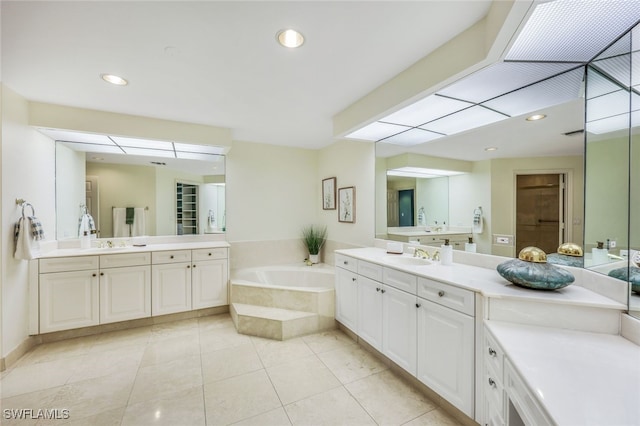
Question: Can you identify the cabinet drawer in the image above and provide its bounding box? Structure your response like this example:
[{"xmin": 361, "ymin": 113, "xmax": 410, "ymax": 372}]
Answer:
[
  {"xmin": 417, "ymin": 278, "xmax": 474, "ymax": 316},
  {"xmin": 152, "ymin": 250, "xmax": 191, "ymax": 264},
  {"xmin": 192, "ymin": 248, "xmax": 227, "ymax": 261},
  {"xmin": 383, "ymin": 267, "xmax": 417, "ymax": 294},
  {"xmin": 40, "ymin": 256, "xmax": 99, "ymax": 273},
  {"xmin": 100, "ymin": 252, "xmax": 151, "ymax": 268},
  {"xmin": 484, "ymin": 367, "xmax": 505, "ymax": 418},
  {"xmin": 335, "ymin": 254, "xmax": 357, "ymax": 272},
  {"xmin": 358, "ymin": 260, "xmax": 383, "ymax": 282},
  {"xmin": 484, "ymin": 330, "xmax": 504, "ymax": 380}
]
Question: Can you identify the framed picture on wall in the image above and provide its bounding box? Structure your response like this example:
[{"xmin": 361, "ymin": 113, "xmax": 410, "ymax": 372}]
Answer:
[
  {"xmin": 322, "ymin": 177, "xmax": 336, "ymax": 210},
  {"xmin": 338, "ymin": 186, "xmax": 356, "ymax": 223}
]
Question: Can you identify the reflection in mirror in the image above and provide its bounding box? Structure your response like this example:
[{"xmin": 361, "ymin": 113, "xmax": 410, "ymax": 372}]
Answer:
[
  {"xmin": 584, "ymin": 22, "xmax": 639, "ymax": 318},
  {"xmin": 54, "ymin": 138, "xmax": 225, "ymax": 240}
]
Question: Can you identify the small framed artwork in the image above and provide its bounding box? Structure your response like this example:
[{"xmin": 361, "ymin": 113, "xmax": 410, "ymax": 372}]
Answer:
[
  {"xmin": 338, "ymin": 186, "xmax": 356, "ymax": 223},
  {"xmin": 322, "ymin": 177, "xmax": 336, "ymax": 210}
]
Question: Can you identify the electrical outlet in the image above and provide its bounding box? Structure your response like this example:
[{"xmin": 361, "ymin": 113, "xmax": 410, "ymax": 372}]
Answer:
[
  {"xmin": 610, "ymin": 240, "xmax": 617, "ymax": 248},
  {"xmin": 494, "ymin": 234, "xmax": 513, "ymax": 245}
]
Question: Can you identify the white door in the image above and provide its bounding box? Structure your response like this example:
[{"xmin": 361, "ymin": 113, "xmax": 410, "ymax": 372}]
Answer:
[
  {"xmin": 357, "ymin": 276, "xmax": 383, "ymax": 350},
  {"xmin": 40, "ymin": 270, "xmax": 99, "ymax": 333},
  {"xmin": 382, "ymin": 285, "xmax": 417, "ymax": 375},
  {"xmin": 417, "ymin": 299, "xmax": 474, "ymax": 417},
  {"xmin": 335, "ymin": 267, "xmax": 358, "ymax": 332},
  {"xmin": 100, "ymin": 265, "xmax": 151, "ymax": 324},
  {"xmin": 192, "ymin": 259, "xmax": 228, "ymax": 309},
  {"xmin": 152, "ymin": 262, "xmax": 192, "ymax": 315}
]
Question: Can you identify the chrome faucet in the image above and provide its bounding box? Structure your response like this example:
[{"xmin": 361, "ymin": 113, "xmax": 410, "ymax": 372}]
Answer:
[
  {"xmin": 106, "ymin": 240, "xmax": 113, "ymax": 248},
  {"xmin": 414, "ymin": 248, "xmax": 431, "ymax": 259},
  {"xmin": 432, "ymin": 250, "xmax": 441, "ymax": 261}
]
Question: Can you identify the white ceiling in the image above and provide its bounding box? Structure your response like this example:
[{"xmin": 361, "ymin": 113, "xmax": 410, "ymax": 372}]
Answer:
[{"xmin": 1, "ymin": 0, "xmax": 494, "ymax": 150}]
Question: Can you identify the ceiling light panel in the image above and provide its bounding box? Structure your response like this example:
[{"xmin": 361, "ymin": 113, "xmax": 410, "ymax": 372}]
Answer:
[
  {"xmin": 39, "ymin": 129, "xmax": 115, "ymax": 145},
  {"xmin": 121, "ymin": 147, "xmax": 176, "ymax": 158},
  {"xmin": 345, "ymin": 121, "xmax": 412, "ymax": 141},
  {"xmin": 594, "ymin": 30, "xmax": 631, "ymax": 61},
  {"xmin": 59, "ymin": 142, "xmax": 124, "ymax": 154},
  {"xmin": 176, "ymin": 152, "xmax": 224, "ymax": 161},
  {"xmin": 591, "ymin": 55, "xmax": 633, "ymax": 89},
  {"xmin": 586, "ymin": 68, "xmax": 628, "ymax": 99},
  {"xmin": 173, "ymin": 143, "xmax": 225, "ymax": 155},
  {"xmin": 438, "ymin": 62, "xmax": 580, "ymax": 104},
  {"xmin": 379, "ymin": 128, "xmax": 443, "ymax": 146},
  {"xmin": 586, "ymin": 89, "xmax": 632, "ymax": 122},
  {"xmin": 420, "ymin": 105, "xmax": 507, "ymax": 135},
  {"xmin": 506, "ymin": 0, "xmax": 640, "ymax": 62},
  {"xmin": 110, "ymin": 136, "xmax": 174, "ymax": 150},
  {"xmin": 482, "ymin": 68, "xmax": 584, "ymax": 117},
  {"xmin": 381, "ymin": 95, "xmax": 472, "ymax": 127}
]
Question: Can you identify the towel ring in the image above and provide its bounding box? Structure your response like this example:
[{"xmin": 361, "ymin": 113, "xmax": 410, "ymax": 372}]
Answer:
[{"xmin": 22, "ymin": 203, "xmax": 35, "ymax": 218}]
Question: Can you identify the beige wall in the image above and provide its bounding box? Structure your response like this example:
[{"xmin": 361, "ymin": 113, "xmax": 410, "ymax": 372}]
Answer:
[
  {"xmin": 2, "ymin": 86, "xmax": 56, "ymax": 359},
  {"xmin": 86, "ymin": 162, "xmax": 157, "ymax": 238}
]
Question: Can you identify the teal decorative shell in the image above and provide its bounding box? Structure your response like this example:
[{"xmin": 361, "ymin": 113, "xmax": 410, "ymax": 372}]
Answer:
[
  {"xmin": 608, "ymin": 266, "xmax": 640, "ymax": 294},
  {"xmin": 547, "ymin": 253, "xmax": 584, "ymax": 268},
  {"xmin": 497, "ymin": 258, "xmax": 575, "ymax": 290}
]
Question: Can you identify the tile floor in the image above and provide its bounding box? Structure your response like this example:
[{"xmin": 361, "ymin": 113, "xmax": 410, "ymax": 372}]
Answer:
[{"xmin": 0, "ymin": 314, "xmax": 462, "ymax": 426}]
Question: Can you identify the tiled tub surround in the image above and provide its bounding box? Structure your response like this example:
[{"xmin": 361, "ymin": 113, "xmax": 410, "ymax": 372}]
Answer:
[
  {"xmin": 230, "ymin": 264, "xmax": 336, "ymax": 340},
  {"xmin": 334, "ymin": 245, "xmax": 638, "ymax": 426}
]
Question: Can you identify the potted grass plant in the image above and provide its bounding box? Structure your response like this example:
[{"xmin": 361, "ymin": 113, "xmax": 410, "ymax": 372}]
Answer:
[{"xmin": 302, "ymin": 225, "xmax": 327, "ymax": 264}]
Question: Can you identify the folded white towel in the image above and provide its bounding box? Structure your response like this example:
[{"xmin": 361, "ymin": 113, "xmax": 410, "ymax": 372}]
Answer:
[
  {"xmin": 132, "ymin": 208, "xmax": 146, "ymax": 237},
  {"xmin": 113, "ymin": 208, "xmax": 128, "ymax": 237},
  {"xmin": 14, "ymin": 217, "xmax": 41, "ymax": 260}
]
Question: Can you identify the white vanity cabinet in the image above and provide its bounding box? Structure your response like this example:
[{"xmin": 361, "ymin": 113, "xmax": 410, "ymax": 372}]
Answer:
[
  {"xmin": 382, "ymin": 283, "xmax": 417, "ymax": 375},
  {"xmin": 152, "ymin": 250, "xmax": 193, "ymax": 315},
  {"xmin": 39, "ymin": 256, "xmax": 100, "ymax": 333},
  {"xmin": 357, "ymin": 275, "xmax": 383, "ymax": 349},
  {"xmin": 416, "ymin": 277, "xmax": 475, "ymax": 417},
  {"xmin": 191, "ymin": 248, "xmax": 228, "ymax": 309},
  {"xmin": 99, "ymin": 252, "xmax": 151, "ymax": 324},
  {"xmin": 335, "ymin": 254, "xmax": 359, "ymax": 331}
]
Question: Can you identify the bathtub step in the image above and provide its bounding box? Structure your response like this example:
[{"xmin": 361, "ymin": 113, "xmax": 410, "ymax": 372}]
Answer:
[{"xmin": 230, "ymin": 303, "xmax": 319, "ymax": 341}]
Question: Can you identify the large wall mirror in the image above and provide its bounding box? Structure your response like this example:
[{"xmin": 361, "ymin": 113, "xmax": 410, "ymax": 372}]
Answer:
[
  {"xmin": 584, "ymin": 21, "xmax": 639, "ymax": 319},
  {"xmin": 50, "ymin": 129, "xmax": 226, "ymax": 240}
]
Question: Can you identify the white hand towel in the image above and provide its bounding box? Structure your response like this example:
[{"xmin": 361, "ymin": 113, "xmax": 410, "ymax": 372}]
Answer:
[
  {"xmin": 113, "ymin": 208, "xmax": 128, "ymax": 237},
  {"xmin": 14, "ymin": 218, "xmax": 40, "ymax": 260},
  {"xmin": 132, "ymin": 208, "xmax": 146, "ymax": 236}
]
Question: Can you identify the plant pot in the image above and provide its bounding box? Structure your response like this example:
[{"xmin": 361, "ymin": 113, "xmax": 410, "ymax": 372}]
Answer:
[{"xmin": 309, "ymin": 254, "xmax": 320, "ymax": 264}]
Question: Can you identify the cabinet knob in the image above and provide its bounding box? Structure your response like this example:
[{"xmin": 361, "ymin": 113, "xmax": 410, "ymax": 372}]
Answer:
[
  {"xmin": 488, "ymin": 378, "xmax": 496, "ymax": 388},
  {"xmin": 187, "ymin": 265, "xmax": 191, "ymax": 269},
  {"xmin": 92, "ymin": 273, "xmax": 97, "ymax": 277},
  {"xmin": 415, "ymin": 303, "xmax": 421, "ymax": 308},
  {"xmin": 352, "ymin": 277, "xmax": 356, "ymax": 282},
  {"xmin": 488, "ymin": 347, "xmax": 497, "ymax": 357},
  {"xmin": 438, "ymin": 290, "xmax": 445, "ymax": 297},
  {"xmin": 208, "ymin": 252, "xmax": 212, "ymax": 256},
  {"xmin": 376, "ymin": 287, "xmax": 380, "ymax": 292},
  {"xmin": 170, "ymin": 255, "xmax": 174, "ymax": 259},
  {"xmin": 380, "ymin": 289, "xmax": 386, "ymax": 294},
  {"xmin": 100, "ymin": 272, "xmax": 104, "ymax": 276},
  {"xmin": 343, "ymin": 261, "xmax": 348, "ymax": 265},
  {"xmin": 192, "ymin": 264, "xmax": 196, "ymax": 268}
]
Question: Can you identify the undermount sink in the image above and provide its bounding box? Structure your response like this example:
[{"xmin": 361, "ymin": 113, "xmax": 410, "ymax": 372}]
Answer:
[{"xmin": 383, "ymin": 256, "xmax": 432, "ymax": 266}]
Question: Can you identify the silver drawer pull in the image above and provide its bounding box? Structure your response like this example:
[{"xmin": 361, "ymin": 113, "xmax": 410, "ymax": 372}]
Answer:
[
  {"xmin": 438, "ymin": 290, "xmax": 445, "ymax": 297},
  {"xmin": 415, "ymin": 303, "xmax": 421, "ymax": 308},
  {"xmin": 488, "ymin": 378, "xmax": 496, "ymax": 388},
  {"xmin": 380, "ymin": 289, "xmax": 386, "ymax": 294},
  {"xmin": 376, "ymin": 287, "xmax": 380, "ymax": 292},
  {"xmin": 488, "ymin": 347, "xmax": 497, "ymax": 357},
  {"xmin": 352, "ymin": 277, "xmax": 356, "ymax": 282}
]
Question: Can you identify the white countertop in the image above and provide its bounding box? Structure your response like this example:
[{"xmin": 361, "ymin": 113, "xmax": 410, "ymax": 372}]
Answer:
[
  {"xmin": 36, "ymin": 240, "xmax": 230, "ymax": 259},
  {"xmin": 335, "ymin": 247, "xmax": 626, "ymax": 310},
  {"xmin": 486, "ymin": 320, "xmax": 640, "ymax": 426}
]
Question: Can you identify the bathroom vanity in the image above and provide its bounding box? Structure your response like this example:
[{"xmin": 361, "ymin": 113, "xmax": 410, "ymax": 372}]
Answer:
[
  {"xmin": 334, "ymin": 245, "xmax": 639, "ymax": 426},
  {"xmin": 29, "ymin": 240, "xmax": 229, "ymax": 334}
]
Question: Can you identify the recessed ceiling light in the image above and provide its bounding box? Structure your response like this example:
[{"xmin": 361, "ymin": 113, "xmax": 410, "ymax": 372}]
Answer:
[
  {"xmin": 484, "ymin": 147, "xmax": 498, "ymax": 152},
  {"xmin": 91, "ymin": 156, "xmax": 104, "ymax": 161},
  {"xmin": 526, "ymin": 114, "xmax": 547, "ymax": 121},
  {"xmin": 276, "ymin": 29, "xmax": 304, "ymax": 48},
  {"xmin": 100, "ymin": 74, "xmax": 128, "ymax": 86}
]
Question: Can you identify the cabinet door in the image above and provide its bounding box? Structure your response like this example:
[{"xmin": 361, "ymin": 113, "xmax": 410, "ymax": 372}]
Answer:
[
  {"xmin": 335, "ymin": 267, "xmax": 358, "ymax": 332},
  {"xmin": 40, "ymin": 270, "xmax": 99, "ymax": 333},
  {"xmin": 100, "ymin": 265, "xmax": 151, "ymax": 324},
  {"xmin": 192, "ymin": 259, "xmax": 228, "ymax": 309},
  {"xmin": 382, "ymin": 285, "xmax": 417, "ymax": 375},
  {"xmin": 417, "ymin": 299, "xmax": 474, "ymax": 417},
  {"xmin": 357, "ymin": 276, "xmax": 383, "ymax": 350},
  {"xmin": 152, "ymin": 262, "xmax": 192, "ymax": 315}
]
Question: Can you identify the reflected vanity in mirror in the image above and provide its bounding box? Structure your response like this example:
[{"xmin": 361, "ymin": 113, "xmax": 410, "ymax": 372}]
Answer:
[{"xmin": 50, "ymin": 130, "xmax": 226, "ymax": 240}]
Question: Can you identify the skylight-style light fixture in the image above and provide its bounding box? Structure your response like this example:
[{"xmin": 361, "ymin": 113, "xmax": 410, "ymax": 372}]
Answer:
[
  {"xmin": 387, "ymin": 167, "xmax": 465, "ymax": 179},
  {"xmin": 526, "ymin": 114, "xmax": 547, "ymax": 121},
  {"xmin": 100, "ymin": 74, "xmax": 128, "ymax": 86},
  {"xmin": 276, "ymin": 29, "xmax": 304, "ymax": 48}
]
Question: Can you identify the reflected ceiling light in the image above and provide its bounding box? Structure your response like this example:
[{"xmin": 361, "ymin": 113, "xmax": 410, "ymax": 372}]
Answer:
[
  {"xmin": 526, "ymin": 114, "xmax": 547, "ymax": 121},
  {"xmin": 276, "ymin": 29, "xmax": 304, "ymax": 48},
  {"xmin": 484, "ymin": 147, "xmax": 498, "ymax": 152},
  {"xmin": 387, "ymin": 167, "xmax": 465, "ymax": 179},
  {"xmin": 100, "ymin": 74, "xmax": 128, "ymax": 86}
]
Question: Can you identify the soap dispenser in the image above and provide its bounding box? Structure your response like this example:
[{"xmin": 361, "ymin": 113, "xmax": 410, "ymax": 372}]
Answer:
[
  {"xmin": 441, "ymin": 239, "xmax": 453, "ymax": 265},
  {"xmin": 592, "ymin": 241, "xmax": 609, "ymax": 265},
  {"xmin": 465, "ymin": 237, "xmax": 476, "ymax": 253}
]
